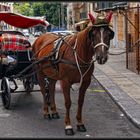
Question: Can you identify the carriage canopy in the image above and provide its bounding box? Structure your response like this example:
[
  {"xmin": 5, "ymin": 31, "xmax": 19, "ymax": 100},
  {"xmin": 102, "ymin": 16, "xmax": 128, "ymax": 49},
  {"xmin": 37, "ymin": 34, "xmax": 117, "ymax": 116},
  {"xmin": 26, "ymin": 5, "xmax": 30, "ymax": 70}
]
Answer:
[{"xmin": 0, "ymin": 12, "xmax": 48, "ymax": 28}]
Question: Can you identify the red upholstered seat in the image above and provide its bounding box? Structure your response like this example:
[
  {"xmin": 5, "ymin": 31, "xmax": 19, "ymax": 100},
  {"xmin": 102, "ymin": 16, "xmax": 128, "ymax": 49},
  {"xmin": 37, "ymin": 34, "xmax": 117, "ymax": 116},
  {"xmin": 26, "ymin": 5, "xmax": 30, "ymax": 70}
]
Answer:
[{"xmin": 0, "ymin": 33, "xmax": 30, "ymax": 51}]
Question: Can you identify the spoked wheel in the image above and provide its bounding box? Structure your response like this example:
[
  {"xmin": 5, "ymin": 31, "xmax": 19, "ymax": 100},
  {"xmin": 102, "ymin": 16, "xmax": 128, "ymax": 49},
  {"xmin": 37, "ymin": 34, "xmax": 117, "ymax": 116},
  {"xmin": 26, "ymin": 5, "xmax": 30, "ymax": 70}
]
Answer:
[
  {"xmin": 1, "ymin": 77, "xmax": 11, "ymax": 109},
  {"xmin": 23, "ymin": 77, "xmax": 34, "ymax": 93}
]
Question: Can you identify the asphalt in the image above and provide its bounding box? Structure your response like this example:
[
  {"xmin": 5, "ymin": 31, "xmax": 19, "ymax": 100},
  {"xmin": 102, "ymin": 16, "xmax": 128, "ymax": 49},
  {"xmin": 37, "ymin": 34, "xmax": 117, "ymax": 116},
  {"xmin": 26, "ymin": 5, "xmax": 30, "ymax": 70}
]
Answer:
[{"xmin": 94, "ymin": 46, "xmax": 140, "ymax": 129}]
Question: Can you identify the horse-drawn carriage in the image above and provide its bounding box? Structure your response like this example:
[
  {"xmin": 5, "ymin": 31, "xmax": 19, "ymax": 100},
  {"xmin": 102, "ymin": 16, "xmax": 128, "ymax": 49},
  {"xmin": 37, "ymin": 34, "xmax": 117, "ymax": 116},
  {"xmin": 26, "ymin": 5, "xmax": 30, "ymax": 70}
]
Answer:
[
  {"xmin": 0, "ymin": 12, "xmax": 48, "ymax": 109},
  {"xmin": 0, "ymin": 11, "xmax": 115, "ymax": 135}
]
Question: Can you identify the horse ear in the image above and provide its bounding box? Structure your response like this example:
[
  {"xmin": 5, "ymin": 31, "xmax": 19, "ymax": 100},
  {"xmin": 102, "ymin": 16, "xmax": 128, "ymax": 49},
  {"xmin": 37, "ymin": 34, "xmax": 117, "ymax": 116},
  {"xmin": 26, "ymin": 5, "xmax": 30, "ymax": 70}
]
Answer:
[
  {"xmin": 105, "ymin": 11, "xmax": 113, "ymax": 23},
  {"xmin": 88, "ymin": 13, "xmax": 96, "ymax": 24}
]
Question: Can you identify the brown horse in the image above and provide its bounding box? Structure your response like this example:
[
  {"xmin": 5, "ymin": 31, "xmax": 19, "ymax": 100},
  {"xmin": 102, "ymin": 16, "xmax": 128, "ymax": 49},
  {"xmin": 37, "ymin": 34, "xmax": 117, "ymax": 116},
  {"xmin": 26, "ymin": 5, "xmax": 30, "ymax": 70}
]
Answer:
[{"xmin": 32, "ymin": 11, "xmax": 114, "ymax": 135}]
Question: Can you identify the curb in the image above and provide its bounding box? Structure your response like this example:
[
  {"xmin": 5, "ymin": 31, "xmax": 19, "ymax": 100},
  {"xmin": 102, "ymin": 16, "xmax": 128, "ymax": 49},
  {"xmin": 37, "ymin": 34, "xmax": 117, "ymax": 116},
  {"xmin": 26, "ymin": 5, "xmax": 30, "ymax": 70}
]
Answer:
[{"xmin": 94, "ymin": 67, "xmax": 140, "ymax": 129}]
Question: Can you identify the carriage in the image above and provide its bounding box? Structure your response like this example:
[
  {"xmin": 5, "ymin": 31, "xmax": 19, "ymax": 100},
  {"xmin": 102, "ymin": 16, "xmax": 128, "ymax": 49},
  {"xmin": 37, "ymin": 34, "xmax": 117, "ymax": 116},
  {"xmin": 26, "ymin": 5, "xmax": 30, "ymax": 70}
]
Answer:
[{"xmin": 0, "ymin": 12, "xmax": 48, "ymax": 109}]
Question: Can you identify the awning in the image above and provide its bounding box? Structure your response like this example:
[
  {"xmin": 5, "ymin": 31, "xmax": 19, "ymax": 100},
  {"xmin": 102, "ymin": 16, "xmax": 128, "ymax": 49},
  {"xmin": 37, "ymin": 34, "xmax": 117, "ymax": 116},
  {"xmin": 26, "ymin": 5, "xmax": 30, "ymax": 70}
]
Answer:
[{"xmin": 0, "ymin": 12, "xmax": 49, "ymax": 29}]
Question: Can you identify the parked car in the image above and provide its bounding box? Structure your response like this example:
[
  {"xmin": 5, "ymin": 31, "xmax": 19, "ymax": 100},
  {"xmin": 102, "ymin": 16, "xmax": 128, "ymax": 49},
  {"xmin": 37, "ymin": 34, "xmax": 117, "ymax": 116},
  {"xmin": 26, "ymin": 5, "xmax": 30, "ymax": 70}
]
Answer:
[
  {"xmin": 22, "ymin": 29, "xmax": 29, "ymax": 38},
  {"xmin": 34, "ymin": 31, "xmax": 42, "ymax": 37},
  {"xmin": 52, "ymin": 30, "xmax": 77, "ymax": 36}
]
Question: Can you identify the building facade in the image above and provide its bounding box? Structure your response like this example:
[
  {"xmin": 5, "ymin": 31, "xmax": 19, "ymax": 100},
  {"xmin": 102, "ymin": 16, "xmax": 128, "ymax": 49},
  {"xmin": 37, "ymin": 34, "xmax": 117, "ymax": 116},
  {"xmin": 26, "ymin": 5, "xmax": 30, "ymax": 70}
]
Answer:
[
  {"xmin": 0, "ymin": 2, "xmax": 14, "ymax": 30},
  {"xmin": 67, "ymin": 2, "xmax": 95, "ymax": 31},
  {"xmin": 66, "ymin": 2, "xmax": 139, "ymax": 49}
]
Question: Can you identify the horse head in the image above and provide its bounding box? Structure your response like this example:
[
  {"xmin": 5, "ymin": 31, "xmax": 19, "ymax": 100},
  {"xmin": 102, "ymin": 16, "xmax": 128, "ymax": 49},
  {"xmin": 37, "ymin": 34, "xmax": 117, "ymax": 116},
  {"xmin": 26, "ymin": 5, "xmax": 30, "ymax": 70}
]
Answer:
[{"xmin": 88, "ymin": 11, "xmax": 114, "ymax": 64}]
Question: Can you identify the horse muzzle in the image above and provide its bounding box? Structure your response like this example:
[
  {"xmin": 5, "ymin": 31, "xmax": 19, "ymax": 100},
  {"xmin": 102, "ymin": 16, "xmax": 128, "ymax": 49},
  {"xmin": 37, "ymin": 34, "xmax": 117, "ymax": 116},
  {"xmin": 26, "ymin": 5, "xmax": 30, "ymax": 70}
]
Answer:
[{"xmin": 96, "ymin": 55, "xmax": 108, "ymax": 65}]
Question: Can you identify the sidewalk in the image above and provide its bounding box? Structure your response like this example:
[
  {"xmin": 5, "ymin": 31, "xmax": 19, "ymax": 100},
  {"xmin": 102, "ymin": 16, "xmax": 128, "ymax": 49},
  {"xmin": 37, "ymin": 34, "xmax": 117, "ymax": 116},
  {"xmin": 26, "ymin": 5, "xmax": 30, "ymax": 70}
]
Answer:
[{"xmin": 94, "ymin": 47, "xmax": 140, "ymax": 129}]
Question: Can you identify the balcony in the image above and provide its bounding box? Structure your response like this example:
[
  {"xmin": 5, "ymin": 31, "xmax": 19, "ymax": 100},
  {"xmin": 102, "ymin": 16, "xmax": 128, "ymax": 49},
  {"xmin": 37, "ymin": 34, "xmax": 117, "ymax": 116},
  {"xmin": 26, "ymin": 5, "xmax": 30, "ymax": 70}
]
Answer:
[
  {"xmin": 94, "ymin": 2, "xmax": 114, "ymax": 12},
  {"xmin": 94, "ymin": 2, "xmax": 128, "ymax": 12}
]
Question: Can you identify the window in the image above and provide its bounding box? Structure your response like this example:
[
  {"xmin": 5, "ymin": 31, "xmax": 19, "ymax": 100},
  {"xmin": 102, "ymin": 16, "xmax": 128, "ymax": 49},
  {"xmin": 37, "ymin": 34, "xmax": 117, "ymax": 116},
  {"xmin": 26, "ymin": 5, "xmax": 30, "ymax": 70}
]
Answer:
[{"xmin": 96, "ymin": 2, "xmax": 113, "ymax": 10}]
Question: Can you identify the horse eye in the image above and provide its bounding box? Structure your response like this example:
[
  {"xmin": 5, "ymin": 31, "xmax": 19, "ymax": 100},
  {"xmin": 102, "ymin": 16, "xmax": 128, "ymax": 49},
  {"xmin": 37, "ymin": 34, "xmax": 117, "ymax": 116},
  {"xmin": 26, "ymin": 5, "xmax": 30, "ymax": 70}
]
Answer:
[{"xmin": 93, "ymin": 29, "xmax": 98, "ymax": 35}]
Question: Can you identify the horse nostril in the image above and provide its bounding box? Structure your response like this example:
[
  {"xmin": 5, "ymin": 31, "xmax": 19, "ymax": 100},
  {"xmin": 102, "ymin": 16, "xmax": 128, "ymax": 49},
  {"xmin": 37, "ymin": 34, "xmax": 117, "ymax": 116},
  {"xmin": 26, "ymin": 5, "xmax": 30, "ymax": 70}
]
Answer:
[
  {"xmin": 103, "ymin": 57, "xmax": 108, "ymax": 63},
  {"xmin": 96, "ymin": 56, "xmax": 108, "ymax": 64},
  {"xmin": 96, "ymin": 56, "xmax": 100, "ymax": 60}
]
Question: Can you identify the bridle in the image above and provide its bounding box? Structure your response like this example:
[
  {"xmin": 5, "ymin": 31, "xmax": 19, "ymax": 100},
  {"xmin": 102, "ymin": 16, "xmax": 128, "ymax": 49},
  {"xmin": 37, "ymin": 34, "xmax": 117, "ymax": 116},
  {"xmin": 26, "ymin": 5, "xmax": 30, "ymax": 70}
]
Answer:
[
  {"xmin": 92, "ymin": 27, "xmax": 109, "ymax": 51},
  {"xmin": 94, "ymin": 42, "xmax": 109, "ymax": 50}
]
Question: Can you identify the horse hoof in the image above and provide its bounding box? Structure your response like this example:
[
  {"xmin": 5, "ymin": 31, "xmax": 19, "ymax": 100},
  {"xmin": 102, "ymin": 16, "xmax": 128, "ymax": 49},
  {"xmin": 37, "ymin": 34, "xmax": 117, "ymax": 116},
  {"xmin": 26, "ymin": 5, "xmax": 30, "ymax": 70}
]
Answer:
[
  {"xmin": 44, "ymin": 114, "xmax": 52, "ymax": 120},
  {"xmin": 77, "ymin": 124, "xmax": 87, "ymax": 132},
  {"xmin": 52, "ymin": 112, "xmax": 60, "ymax": 119},
  {"xmin": 65, "ymin": 128, "xmax": 74, "ymax": 135}
]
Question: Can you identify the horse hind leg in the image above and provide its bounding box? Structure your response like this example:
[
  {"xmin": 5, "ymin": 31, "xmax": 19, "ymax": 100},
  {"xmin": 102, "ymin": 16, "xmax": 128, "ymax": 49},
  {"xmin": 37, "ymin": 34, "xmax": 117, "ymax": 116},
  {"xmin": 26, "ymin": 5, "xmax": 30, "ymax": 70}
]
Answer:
[
  {"xmin": 60, "ymin": 81, "xmax": 74, "ymax": 135},
  {"xmin": 37, "ymin": 73, "xmax": 51, "ymax": 119},
  {"xmin": 76, "ymin": 79, "xmax": 91, "ymax": 132},
  {"xmin": 48, "ymin": 79, "xmax": 60, "ymax": 119}
]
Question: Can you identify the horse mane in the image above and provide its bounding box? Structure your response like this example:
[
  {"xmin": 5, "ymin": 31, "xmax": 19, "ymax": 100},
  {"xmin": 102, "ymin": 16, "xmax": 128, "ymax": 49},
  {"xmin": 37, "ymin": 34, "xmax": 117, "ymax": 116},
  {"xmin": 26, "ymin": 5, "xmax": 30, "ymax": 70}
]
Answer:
[
  {"xmin": 75, "ymin": 26, "xmax": 93, "ymax": 62},
  {"xmin": 77, "ymin": 26, "xmax": 92, "ymax": 44}
]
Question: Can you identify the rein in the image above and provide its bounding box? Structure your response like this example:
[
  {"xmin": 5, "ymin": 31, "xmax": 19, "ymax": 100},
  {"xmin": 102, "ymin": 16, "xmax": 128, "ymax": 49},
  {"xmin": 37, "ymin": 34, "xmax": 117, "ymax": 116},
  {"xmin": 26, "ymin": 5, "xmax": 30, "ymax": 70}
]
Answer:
[
  {"xmin": 11, "ymin": 49, "xmax": 58, "ymax": 79},
  {"xmin": 13, "ymin": 26, "xmax": 110, "ymax": 83},
  {"xmin": 52, "ymin": 32, "xmax": 97, "ymax": 91},
  {"xmin": 109, "ymin": 51, "xmax": 126, "ymax": 55},
  {"xmin": 53, "ymin": 27, "xmax": 110, "ymax": 90},
  {"xmin": 11, "ymin": 34, "xmax": 92, "ymax": 80},
  {"xmin": 73, "ymin": 38, "xmax": 95, "ymax": 90},
  {"xmin": 108, "ymin": 39, "xmax": 140, "ymax": 55}
]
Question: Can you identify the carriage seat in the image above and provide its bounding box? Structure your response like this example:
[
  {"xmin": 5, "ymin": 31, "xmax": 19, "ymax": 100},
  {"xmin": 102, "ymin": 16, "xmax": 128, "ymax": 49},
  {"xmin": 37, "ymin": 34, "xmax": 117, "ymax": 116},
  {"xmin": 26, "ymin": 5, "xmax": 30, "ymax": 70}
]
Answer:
[
  {"xmin": 0, "ymin": 33, "xmax": 31, "ymax": 51},
  {"xmin": 0, "ymin": 33, "xmax": 32, "ymax": 65},
  {"xmin": 0, "ymin": 32, "xmax": 32, "ymax": 77}
]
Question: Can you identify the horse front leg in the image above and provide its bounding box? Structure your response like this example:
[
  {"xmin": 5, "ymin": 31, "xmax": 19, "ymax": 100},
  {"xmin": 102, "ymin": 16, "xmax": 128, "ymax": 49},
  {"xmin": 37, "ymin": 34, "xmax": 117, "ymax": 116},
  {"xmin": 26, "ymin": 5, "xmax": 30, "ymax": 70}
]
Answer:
[
  {"xmin": 60, "ymin": 80, "xmax": 74, "ymax": 135},
  {"xmin": 37, "ymin": 73, "xmax": 50, "ymax": 119},
  {"xmin": 76, "ymin": 79, "xmax": 91, "ymax": 132}
]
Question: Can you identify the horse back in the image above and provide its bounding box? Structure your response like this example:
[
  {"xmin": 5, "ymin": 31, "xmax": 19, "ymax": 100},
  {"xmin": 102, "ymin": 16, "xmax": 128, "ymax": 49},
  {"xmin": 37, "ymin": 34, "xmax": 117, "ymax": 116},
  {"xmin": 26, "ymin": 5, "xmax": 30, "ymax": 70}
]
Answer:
[{"xmin": 32, "ymin": 33, "xmax": 60, "ymax": 58}]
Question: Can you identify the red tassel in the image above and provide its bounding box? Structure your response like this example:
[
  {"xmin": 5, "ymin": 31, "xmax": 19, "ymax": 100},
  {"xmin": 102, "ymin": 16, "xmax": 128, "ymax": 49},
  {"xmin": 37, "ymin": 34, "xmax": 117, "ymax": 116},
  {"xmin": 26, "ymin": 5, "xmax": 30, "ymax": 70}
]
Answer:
[
  {"xmin": 88, "ymin": 13, "xmax": 96, "ymax": 24},
  {"xmin": 106, "ymin": 11, "xmax": 113, "ymax": 23}
]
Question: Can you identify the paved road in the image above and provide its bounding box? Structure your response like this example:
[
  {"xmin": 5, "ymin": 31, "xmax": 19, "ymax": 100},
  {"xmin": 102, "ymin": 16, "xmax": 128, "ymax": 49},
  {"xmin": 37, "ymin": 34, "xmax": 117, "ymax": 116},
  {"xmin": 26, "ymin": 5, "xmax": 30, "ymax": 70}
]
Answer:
[{"xmin": 0, "ymin": 77, "xmax": 140, "ymax": 138}]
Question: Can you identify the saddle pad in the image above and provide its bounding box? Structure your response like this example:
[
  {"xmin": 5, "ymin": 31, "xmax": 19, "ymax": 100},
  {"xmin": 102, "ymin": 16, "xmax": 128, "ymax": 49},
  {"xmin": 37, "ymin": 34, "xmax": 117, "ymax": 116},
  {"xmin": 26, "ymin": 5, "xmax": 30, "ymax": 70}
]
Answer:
[{"xmin": 53, "ymin": 36, "xmax": 68, "ymax": 60}]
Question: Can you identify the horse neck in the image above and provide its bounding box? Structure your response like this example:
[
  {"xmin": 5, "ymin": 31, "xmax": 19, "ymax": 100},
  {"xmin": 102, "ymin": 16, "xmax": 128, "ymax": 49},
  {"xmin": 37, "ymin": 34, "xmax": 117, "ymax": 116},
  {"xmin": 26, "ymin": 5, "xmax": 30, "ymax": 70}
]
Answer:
[{"xmin": 76, "ymin": 27, "xmax": 94, "ymax": 63}]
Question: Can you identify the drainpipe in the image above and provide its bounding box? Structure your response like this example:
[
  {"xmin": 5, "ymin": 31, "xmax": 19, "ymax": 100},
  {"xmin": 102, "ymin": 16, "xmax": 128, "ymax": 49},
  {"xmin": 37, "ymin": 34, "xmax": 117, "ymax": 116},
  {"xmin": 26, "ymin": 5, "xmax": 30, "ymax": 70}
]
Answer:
[
  {"xmin": 137, "ymin": 4, "xmax": 139, "ymax": 74},
  {"xmin": 113, "ymin": 14, "xmax": 118, "ymax": 48},
  {"xmin": 125, "ymin": 8, "xmax": 128, "ymax": 69}
]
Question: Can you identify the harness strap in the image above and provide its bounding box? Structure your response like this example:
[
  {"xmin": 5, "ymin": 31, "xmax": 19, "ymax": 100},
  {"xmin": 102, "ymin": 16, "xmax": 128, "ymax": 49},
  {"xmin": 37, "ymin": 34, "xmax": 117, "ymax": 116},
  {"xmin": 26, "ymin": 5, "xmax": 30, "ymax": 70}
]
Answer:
[
  {"xmin": 53, "ymin": 36, "xmax": 68, "ymax": 60},
  {"xmin": 73, "ymin": 39, "xmax": 95, "ymax": 90},
  {"xmin": 32, "ymin": 36, "xmax": 61, "ymax": 59}
]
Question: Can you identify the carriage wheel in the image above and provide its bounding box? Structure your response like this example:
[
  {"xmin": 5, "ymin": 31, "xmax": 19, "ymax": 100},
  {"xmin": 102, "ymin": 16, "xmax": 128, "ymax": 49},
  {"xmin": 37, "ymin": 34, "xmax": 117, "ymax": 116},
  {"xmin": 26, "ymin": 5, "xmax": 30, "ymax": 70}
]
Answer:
[
  {"xmin": 23, "ymin": 77, "xmax": 34, "ymax": 93},
  {"xmin": 1, "ymin": 77, "xmax": 11, "ymax": 109}
]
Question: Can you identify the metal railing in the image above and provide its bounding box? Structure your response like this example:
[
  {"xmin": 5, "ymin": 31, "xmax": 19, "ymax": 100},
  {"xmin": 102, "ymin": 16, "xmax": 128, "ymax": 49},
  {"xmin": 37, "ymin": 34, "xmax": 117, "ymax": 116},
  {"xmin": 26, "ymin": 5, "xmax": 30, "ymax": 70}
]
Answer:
[{"xmin": 125, "ymin": 5, "xmax": 140, "ymax": 74}]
